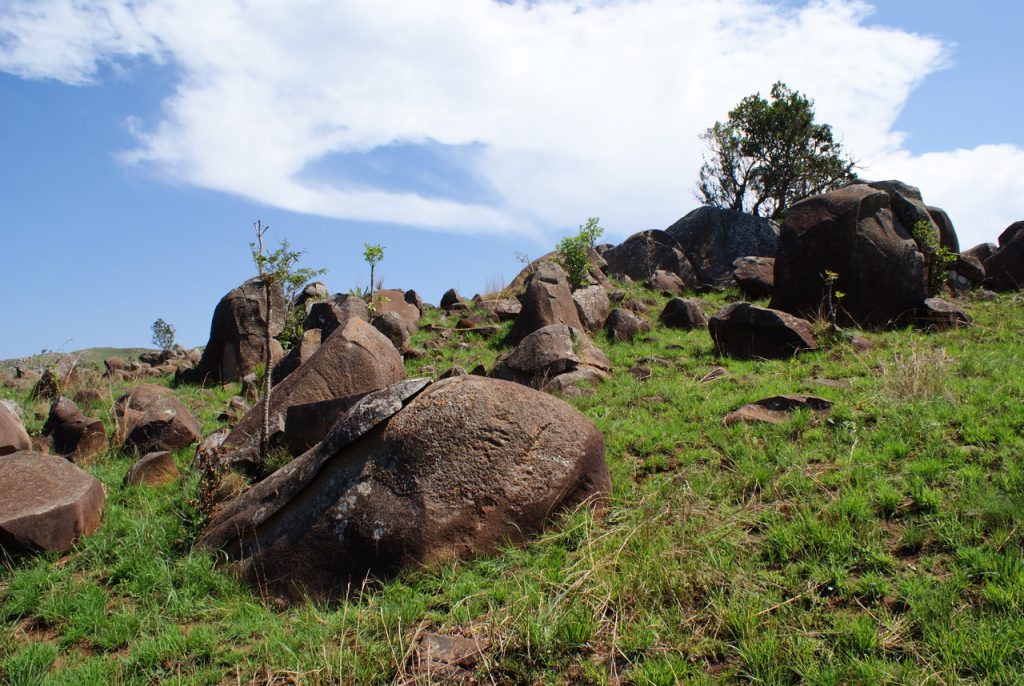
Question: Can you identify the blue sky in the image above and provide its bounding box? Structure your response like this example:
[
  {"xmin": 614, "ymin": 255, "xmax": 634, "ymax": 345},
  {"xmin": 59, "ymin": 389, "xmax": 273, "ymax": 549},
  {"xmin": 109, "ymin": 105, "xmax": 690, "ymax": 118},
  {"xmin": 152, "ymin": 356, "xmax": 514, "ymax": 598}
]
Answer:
[{"xmin": 2, "ymin": 0, "xmax": 1023, "ymax": 359}]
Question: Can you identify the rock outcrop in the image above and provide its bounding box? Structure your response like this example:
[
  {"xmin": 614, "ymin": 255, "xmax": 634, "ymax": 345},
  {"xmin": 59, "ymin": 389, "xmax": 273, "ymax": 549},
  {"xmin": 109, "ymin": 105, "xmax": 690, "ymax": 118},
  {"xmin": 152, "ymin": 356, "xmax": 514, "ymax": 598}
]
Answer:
[
  {"xmin": 603, "ymin": 230, "xmax": 696, "ymax": 285},
  {"xmin": 0, "ymin": 451, "xmax": 106, "ymax": 554},
  {"xmin": 665, "ymin": 206, "xmax": 778, "ymax": 286},
  {"xmin": 202, "ymin": 376, "xmax": 610, "ymax": 598}
]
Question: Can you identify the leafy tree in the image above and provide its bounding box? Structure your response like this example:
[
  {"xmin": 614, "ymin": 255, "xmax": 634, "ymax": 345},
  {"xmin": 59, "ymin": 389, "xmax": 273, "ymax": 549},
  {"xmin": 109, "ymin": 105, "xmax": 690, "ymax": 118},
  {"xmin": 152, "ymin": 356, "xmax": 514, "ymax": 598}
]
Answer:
[
  {"xmin": 150, "ymin": 318, "xmax": 176, "ymax": 350},
  {"xmin": 363, "ymin": 243, "xmax": 385, "ymax": 299},
  {"xmin": 556, "ymin": 217, "xmax": 604, "ymax": 289},
  {"xmin": 250, "ymin": 220, "xmax": 325, "ymax": 464},
  {"xmin": 696, "ymin": 81, "xmax": 856, "ymax": 222}
]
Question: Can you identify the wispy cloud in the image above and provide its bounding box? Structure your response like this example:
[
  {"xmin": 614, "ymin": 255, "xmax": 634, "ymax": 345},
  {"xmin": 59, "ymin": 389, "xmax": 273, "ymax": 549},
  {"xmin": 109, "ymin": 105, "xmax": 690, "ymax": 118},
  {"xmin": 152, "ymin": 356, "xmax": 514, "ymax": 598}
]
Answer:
[{"xmin": 2, "ymin": 0, "xmax": 1022, "ymax": 246}]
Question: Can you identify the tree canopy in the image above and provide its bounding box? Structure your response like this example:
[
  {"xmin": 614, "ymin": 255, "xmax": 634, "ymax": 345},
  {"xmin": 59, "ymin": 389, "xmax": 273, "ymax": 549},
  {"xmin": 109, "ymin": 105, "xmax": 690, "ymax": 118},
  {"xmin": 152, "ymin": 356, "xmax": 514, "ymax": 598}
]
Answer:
[{"xmin": 696, "ymin": 81, "xmax": 856, "ymax": 222}]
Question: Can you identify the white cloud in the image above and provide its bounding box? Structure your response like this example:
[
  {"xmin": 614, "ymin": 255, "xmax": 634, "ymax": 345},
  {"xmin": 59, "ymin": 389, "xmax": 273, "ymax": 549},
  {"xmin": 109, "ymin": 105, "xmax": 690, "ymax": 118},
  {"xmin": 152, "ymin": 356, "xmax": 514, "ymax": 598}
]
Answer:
[{"xmin": 2, "ymin": 0, "xmax": 1022, "ymax": 244}]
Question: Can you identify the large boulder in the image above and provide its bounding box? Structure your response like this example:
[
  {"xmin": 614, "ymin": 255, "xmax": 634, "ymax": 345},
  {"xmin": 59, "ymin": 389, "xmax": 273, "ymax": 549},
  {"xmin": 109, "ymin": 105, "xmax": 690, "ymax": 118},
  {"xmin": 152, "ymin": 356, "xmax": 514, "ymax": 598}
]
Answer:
[
  {"xmin": 221, "ymin": 317, "xmax": 405, "ymax": 471},
  {"xmin": 572, "ymin": 285, "xmax": 611, "ymax": 332},
  {"xmin": 371, "ymin": 289, "xmax": 421, "ymax": 335},
  {"xmin": 114, "ymin": 385, "xmax": 202, "ymax": 454},
  {"xmin": 602, "ymin": 230, "xmax": 697, "ymax": 285},
  {"xmin": 770, "ymin": 184, "xmax": 928, "ymax": 327},
  {"xmin": 202, "ymin": 376, "xmax": 610, "ymax": 598},
  {"xmin": 0, "ymin": 451, "xmax": 106, "ymax": 554},
  {"xmin": 42, "ymin": 398, "xmax": 106, "ymax": 461},
  {"xmin": 926, "ymin": 206, "xmax": 960, "ymax": 254},
  {"xmin": 709, "ymin": 303, "xmax": 817, "ymax": 359},
  {"xmin": 732, "ymin": 256, "xmax": 775, "ymax": 299},
  {"xmin": 271, "ymin": 328, "xmax": 322, "ymax": 385},
  {"xmin": 984, "ymin": 221, "xmax": 1024, "ymax": 291},
  {"xmin": 186, "ymin": 277, "xmax": 287, "ymax": 383},
  {"xmin": 664, "ymin": 207, "xmax": 778, "ymax": 285},
  {"xmin": 303, "ymin": 293, "xmax": 370, "ymax": 339},
  {"xmin": 492, "ymin": 324, "xmax": 611, "ymax": 390},
  {"xmin": 371, "ymin": 312, "xmax": 411, "ymax": 354},
  {"xmin": 0, "ymin": 403, "xmax": 30, "ymax": 456},
  {"xmin": 508, "ymin": 262, "xmax": 584, "ymax": 343}
]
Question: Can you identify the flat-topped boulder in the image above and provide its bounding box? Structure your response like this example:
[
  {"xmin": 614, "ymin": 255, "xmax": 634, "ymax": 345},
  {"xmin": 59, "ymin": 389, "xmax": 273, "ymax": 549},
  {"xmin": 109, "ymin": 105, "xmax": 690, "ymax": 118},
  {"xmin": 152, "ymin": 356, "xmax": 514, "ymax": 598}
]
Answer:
[
  {"xmin": 0, "ymin": 451, "xmax": 106, "ymax": 554},
  {"xmin": 202, "ymin": 376, "xmax": 610, "ymax": 598}
]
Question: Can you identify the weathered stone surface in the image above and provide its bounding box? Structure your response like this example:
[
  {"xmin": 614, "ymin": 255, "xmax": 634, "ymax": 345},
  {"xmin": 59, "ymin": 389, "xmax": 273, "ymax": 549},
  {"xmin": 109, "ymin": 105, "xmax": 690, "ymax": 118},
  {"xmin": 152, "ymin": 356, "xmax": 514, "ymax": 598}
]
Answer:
[
  {"xmin": 665, "ymin": 206, "xmax": 778, "ymax": 285},
  {"xmin": 114, "ymin": 385, "xmax": 202, "ymax": 454},
  {"xmin": 709, "ymin": 303, "xmax": 817, "ymax": 359},
  {"xmin": 123, "ymin": 451, "xmax": 180, "ymax": 487},
  {"xmin": 440, "ymin": 288, "xmax": 465, "ymax": 311},
  {"xmin": 202, "ymin": 376, "xmax": 610, "ymax": 598},
  {"xmin": 294, "ymin": 281, "xmax": 328, "ymax": 310},
  {"xmin": 658, "ymin": 297, "xmax": 708, "ymax": 330},
  {"xmin": 271, "ymin": 328, "xmax": 322, "ymax": 385},
  {"xmin": 605, "ymin": 308, "xmax": 649, "ymax": 343},
  {"xmin": 0, "ymin": 403, "xmax": 30, "ymax": 456},
  {"xmin": 964, "ymin": 242, "xmax": 998, "ymax": 265},
  {"xmin": 372, "ymin": 312, "xmax": 411, "ymax": 354},
  {"xmin": 984, "ymin": 221, "xmax": 1024, "ymax": 291},
  {"xmin": 42, "ymin": 398, "xmax": 106, "ymax": 461},
  {"xmin": 508, "ymin": 262, "xmax": 584, "ymax": 343},
  {"xmin": 723, "ymin": 395, "xmax": 834, "ymax": 426},
  {"xmin": 572, "ymin": 285, "xmax": 611, "ymax": 333},
  {"xmin": 408, "ymin": 632, "xmax": 490, "ymax": 684},
  {"xmin": 371, "ymin": 289, "xmax": 421, "ymax": 335},
  {"xmin": 475, "ymin": 298, "xmax": 521, "ymax": 322},
  {"xmin": 948, "ymin": 253, "xmax": 985, "ymax": 291},
  {"xmin": 603, "ymin": 229, "xmax": 697, "ymax": 285},
  {"xmin": 926, "ymin": 205, "xmax": 960, "ymax": 254},
  {"xmin": 493, "ymin": 324, "xmax": 611, "ymax": 389},
  {"xmin": 543, "ymin": 367, "xmax": 610, "ymax": 397},
  {"xmin": 645, "ymin": 269, "xmax": 687, "ymax": 295},
  {"xmin": 185, "ymin": 277, "xmax": 287, "ymax": 383},
  {"xmin": 303, "ymin": 294, "xmax": 370, "ymax": 339},
  {"xmin": 104, "ymin": 356, "xmax": 128, "ymax": 375},
  {"xmin": 221, "ymin": 317, "xmax": 405, "ymax": 471},
  {"xmin": 915, "ymin": 298, "xmax": 972, "ymax": 331},
  {"xmin": 732, "ymin": 256, "xmax": 775, "ymax": 299},
  {"xmin": 770, "ymin": 184, "xmax": 928, "ymax": 327},
  {"xmin": 0, "ymin": 451, "xmax": 105, "ymax": 554}
]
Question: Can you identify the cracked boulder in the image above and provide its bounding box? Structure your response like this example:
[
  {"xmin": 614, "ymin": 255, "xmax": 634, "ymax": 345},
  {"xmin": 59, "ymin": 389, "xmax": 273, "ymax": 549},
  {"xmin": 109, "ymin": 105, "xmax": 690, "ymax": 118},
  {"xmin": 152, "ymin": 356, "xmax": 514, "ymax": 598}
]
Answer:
[
  {"xmin": 202, "ymin": 376, "xmax": 610, "ymax": 598},
  {"xmin": 491, "ymin": 324, "xmax": 611, "ymax": 391},
  {"xmin": 114, "ymin": 385, "xmax": 202, "ymax": 455}
]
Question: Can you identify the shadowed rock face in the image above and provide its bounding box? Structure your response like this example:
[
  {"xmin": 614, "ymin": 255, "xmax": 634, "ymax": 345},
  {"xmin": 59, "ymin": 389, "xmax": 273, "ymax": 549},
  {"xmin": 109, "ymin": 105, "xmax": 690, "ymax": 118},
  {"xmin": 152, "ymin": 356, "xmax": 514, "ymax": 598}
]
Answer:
[
  {"xmin": 603, "ymin": 230, "xmax": 697, "ymax": 285},
  {"xmin": 202, "ymin": 376, "xmax": 610, "ymax": 599},
  {"xmin": 709, "ymin": 303, "xmax": 817, "ymax": 360},
  {"xmin": 0, "ymin": 451, "xmax": 106, "ymax": 555},
  {"xmin": 770, "ymin": 184, "xmax": 928, "ymax": 328},
  {"xmin": 42, "ymin": 397, "xmax": 106, "ymax": 461},
  {"xmin": 221, "ymin": 317, "xmax": 405, "ymax": 471},
  {"xmin": 665, "ymin": 206, "xmax": 778, "ymax": 286},
  {"xmin": 0, "ymin": 403, "xmax": 30, "ymax": 457},
  {"xmin": 186, "ymin": 277, "xmax": 287, "ymax": 383},
  {"xmin": 984, "ymin": 221, "xmax": 1024, "ymax": 291}
]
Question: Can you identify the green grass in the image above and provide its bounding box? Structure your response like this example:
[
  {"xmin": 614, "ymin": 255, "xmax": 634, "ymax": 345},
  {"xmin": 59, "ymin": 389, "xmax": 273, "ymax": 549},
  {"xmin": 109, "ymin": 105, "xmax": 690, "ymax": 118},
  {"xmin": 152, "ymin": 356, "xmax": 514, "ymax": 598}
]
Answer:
[{"xmin": 2, "ymin": 288, "xmax": 1023, "ymax": 684}]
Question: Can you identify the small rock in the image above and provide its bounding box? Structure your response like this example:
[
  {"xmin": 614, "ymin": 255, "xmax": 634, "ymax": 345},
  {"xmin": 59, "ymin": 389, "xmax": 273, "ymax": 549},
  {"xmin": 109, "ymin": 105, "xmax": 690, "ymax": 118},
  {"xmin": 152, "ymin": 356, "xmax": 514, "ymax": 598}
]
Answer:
[
  {"xmin": 658, "ymin": 297, "xmax": 708, "ymax": 330},
  {"xmin": 124, "ymin": 451, "xmax": 181, "ymax": 487},
  {"xmin": 723, "ymin": 395, "xmax": 833, "ymax": 426}
]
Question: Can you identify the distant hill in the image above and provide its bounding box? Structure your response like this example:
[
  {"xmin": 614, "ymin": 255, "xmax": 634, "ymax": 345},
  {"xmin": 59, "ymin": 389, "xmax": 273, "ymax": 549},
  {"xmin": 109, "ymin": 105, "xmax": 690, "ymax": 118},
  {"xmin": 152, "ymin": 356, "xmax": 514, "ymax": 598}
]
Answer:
[{"xmin": 0, "ymin": 347, "xmax": 158, "ymax": 374}]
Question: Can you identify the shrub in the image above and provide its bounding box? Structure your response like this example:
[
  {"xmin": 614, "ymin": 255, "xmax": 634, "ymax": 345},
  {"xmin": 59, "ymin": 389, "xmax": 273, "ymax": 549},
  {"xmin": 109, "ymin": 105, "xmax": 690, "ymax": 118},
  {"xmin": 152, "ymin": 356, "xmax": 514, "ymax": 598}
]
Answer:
[{"xmin": 556, "ymin": 217, "xmax": 604, "ymax": 289}]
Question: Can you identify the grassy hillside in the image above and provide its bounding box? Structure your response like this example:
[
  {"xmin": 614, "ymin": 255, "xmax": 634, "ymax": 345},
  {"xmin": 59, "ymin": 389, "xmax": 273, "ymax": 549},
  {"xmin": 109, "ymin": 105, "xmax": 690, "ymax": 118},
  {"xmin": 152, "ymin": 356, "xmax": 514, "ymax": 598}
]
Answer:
[
  {"xmin": 1, "ymin": 286, "xmax": 1023, "ymax": 684},
  {"xmin": 0, "ymin": 348, "xmax": 159, "ymax": 375}
]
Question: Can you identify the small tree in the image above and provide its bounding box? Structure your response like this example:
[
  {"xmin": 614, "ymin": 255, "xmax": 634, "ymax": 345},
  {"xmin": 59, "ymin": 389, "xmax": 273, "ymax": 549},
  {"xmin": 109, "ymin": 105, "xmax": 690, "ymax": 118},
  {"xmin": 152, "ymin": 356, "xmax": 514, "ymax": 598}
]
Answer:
[
  {"xmin": 363, "ymin": 243, "xmax": 385, "ymax": 300},
  {"xmin": 250, "ymin": 220, "xmax": 325, "ymax": 464},
  {"xmin": 697, "ymin": 81, "xmax": 856, "ymax": 222},
  {"xmin": 556, "ymin": 217, "xmax": 604, "ymax": 289},
  {"xmin": 150, "ymin": 318, "xmax": 176, "ymax": 350}
]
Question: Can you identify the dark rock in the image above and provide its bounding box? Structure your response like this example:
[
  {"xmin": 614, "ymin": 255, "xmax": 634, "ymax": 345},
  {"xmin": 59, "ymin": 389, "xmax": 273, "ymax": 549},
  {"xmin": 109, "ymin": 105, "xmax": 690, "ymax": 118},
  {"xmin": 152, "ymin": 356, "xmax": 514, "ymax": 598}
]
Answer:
[
  {"xmin": 371, "ymin": 289, "xmax": 421, "ymax": 335},
  {"xmin": 303, "ymin": 294, "xmax": 370, "ymax": 339},
  {"xmin": 948, "ymin": 253, "xmax": 985, "ymax": 290},
  {"xmin": 201, "ymin": 376, "xmax": 610, "ymax": 598},
  {"xmin": 915, "ymin": 298, "xmax": 972, "ymax": 331},
  {"xmin": 123, "ymin": 451, "xmax": 180, "ymax": 487},
  {"xmin": 15, "ymin": 367, "xmax": 40, "ymax": 380},
  {"xmin": 114, "ymin": 385, "xmax": 202, "ymax": 454},
  {"xmin": 440, "ymin": 288, "xmax": 465, "ymax": 311},
  {"xmin": 665, "ymin": 206, "xmax": 778, "ymax": 285},
  {"xmin": 572, "ymin": 285, "xmax": 611, "ymax": 333},
  {"xmin": 0, "ymin": 451, "xmax": 106, "ymax": 555},
  {"xmin": 723, "ymin": 395, "xmax": 834, "ymax": 425},
  {"xmin": 508, "ymin": 262, "xmax": 584, "ymax": 343},
  {"xmin": 104, "ymin": 356, "xmax": 128, "ymax": 375},
  {"xmin": 372, "ymin": 312, "xmax": 411, "ymax": 354},
  {"xmin": 72, "ymin": 389, "xmax": 103, "ymax": 406},
  {"xmin": 605, "ymin": 308, "xmax": 649, "ymax": 343},
  {"xmin": 0, "ymin": 403, "xmax": 30, "ymax": 457},
  {"xmin": 732, "ymin": 256, "xmax": 775, "ymax": 299},
  {"xmin": 220, "ymin": 317, "xmax": 405, "ymax": 471},
  {"xmin": 926, "ymin": 206, "xmax": 960, "ymax": 253},
  {"xmin": 493, "ymin": 324, "xmax": 611, "ymax": 390},
  {"xmin": 984, "ymin": 221, "xmax": 1024, "ymax": 291},
  {"xmin": 42, "ymin": 398, "xmax": 106, "ymax": 461},
  {"xmin": 603, "ymin": 229, "xmax": 697, "ymax": 284},
  {"xmin": 283, "ymin": 393, "xmax": 370, "ymax": 455},
  {"xmin": 770, "ymin": 184, "xmax": 928, "ymax": 327},
  {"xmin": 709, "ymin": 303, "xmax": 817, "ymax": 359},
  {"xmin": 963, "ymin": 242, "xmax": 998, "ymax": 264},
  {"xmin": 184, "ymin": 276, "xmax": 286, "ymax": 383},
  {"xmin": 658, "ymin": 297, "xmax": 708, "ymax": 330},
  {"xmin": 403, "ymin": 289, "xmax": 424, "ymax": 314},
  {"xmin": 271, "ymin": 328, "xmax": 322, "ymax": 385},
  {"xmin": 439, "ymin": 366, "xmax": 468, "ymax": 380}
]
